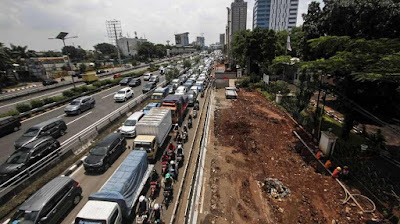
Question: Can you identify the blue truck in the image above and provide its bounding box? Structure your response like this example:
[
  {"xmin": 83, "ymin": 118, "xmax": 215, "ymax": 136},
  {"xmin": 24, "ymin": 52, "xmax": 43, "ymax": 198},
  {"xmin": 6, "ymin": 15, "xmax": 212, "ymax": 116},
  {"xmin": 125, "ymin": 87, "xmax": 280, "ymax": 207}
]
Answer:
[{"xmin": 75, "ymin": 150, "xmax": 154, "ymax": 223}]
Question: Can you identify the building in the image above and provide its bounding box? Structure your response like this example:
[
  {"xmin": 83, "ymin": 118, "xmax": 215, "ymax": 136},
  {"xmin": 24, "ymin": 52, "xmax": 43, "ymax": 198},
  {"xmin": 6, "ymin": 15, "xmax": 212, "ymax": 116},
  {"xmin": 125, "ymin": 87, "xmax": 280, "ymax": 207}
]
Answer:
[
  {"xmin": 230, "ymin": 0, "xmax": 247, "ymax": 36},
  {"xmin": 175, "ymin": 32, "xmax": 189, "ymax": 47},
  {"xmin": 253, "ymin": 0, "xmax": 298, "ymax": 31},
  {"xmin": 116, "ymin": 37, "xmax": 147, "ymax": 57},
  {"xmin": 169, "ymin": 46, "xmax": 196, "ymax": 55},
  {"xmin": 220, "ymin": 33, "xmax": 225, "ymax": 45},
  {"xmin": 196, "ymin": 36, "xmax": 205, "ymax": 48}
]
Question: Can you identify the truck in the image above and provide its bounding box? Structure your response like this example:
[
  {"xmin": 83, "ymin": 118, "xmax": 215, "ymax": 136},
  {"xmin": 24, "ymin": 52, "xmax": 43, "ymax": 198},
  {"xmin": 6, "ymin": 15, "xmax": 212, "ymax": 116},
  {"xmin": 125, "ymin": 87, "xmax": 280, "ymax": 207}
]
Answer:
[
  {"xmin": 161, "ymin": 94, "xmax": 188, "ymax": 124},
  {"xmin": 150, "ymin": 87, "xmax": 170, "ymax": 103},
  {"xmin": 75, "ymin": 150, "xmax": 154, "ymax": 224},
  {"xmin": 82, "ymin": 73, "xmax": 99, "ymax": 84},
  {"xmin": 134, "ymin": 108, "xmax": 172, "ymax": 160}
]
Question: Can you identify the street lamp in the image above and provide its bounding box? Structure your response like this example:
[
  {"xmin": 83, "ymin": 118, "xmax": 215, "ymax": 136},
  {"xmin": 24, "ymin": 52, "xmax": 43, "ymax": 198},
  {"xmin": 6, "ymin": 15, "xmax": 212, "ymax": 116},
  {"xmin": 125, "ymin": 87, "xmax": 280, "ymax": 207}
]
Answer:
[{"xmin": 49, "ymin": 32, "xmax": 78, "ymax": 88}]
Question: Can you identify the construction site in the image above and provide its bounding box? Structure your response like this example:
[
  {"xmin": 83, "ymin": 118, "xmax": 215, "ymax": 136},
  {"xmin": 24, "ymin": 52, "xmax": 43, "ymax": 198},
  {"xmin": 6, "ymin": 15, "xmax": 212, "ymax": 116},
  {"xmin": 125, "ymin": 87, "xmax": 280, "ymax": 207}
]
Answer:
[{"xmin": 198, "ymin": 88, "xmax": 383, "ymax": 223}]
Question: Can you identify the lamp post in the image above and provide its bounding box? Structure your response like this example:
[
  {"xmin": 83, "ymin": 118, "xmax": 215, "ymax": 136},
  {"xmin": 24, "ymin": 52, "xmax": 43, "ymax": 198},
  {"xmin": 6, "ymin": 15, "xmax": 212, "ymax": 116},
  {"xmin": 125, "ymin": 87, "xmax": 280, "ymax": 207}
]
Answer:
[{"xmin": 49, "ymin": 32, "xmax": 78, "ymax": 88}]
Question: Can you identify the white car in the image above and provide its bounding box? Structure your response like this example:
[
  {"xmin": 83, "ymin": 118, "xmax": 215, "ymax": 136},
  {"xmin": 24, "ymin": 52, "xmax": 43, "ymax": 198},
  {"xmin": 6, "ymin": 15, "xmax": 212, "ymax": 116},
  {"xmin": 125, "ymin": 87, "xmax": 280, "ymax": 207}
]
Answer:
[
  {"xmin": 118, "ymin": 111, "xmax": 144, "ymax": 137},
  {"xmin": 190, "ymin": 86, "xmax": 199, "ymax": 95},
  {"xmin": 114, "ymin": 87, "xmax": 134, "ymax": 102},
  {"xmin": 175, "ymin": 86, "xmax": 187, "ymax": 95},
  {"xmin": 143, "ymin": 72, "xmax": 152, "ymax": 81}
]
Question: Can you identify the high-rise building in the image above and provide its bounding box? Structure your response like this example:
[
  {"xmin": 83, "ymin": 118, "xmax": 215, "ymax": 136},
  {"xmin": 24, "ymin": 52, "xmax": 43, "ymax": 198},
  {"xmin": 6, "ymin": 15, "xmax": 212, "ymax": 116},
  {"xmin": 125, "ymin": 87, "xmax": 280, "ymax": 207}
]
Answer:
[
  {"xmin": 220, "ymin": 33, "xmax": 225, "ymax": 45},
  {"xmin": 175, "ymin": 32, "xmax": 189, "ymax": 47},
  {"xmin": 196, "ymin": 36, "xmax": 205, "ymax": 48},
  {"xmin": 253, "ymin": 0, "xmax": 298, "ymax": 31},
  {"xmin": 230, "ymin": 0, "xmax": 247, "ymax": 36},
  {"xmin": 117, "ymin": 37, "xmax": 147, "ymax": 57}
]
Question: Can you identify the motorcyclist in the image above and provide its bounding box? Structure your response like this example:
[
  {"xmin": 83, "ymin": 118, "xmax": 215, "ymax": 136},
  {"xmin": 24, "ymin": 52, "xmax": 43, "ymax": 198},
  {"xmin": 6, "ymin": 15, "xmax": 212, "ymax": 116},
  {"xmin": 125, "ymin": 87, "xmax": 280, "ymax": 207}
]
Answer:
[
  {"xmin": 167, "ymin": 148, "xmax": 176, "ymax": 161},
  {"xmin": 136, "ymin": 195, "xmax": 149, "ymax": 216},
  {"xmin": 176, "ymin": 132, "xmax": 183, "ymax": 143},
  {"xmin": 164, "ymin": 173, "xmax": 173, "ymax": 190},
  {"xmin": 169, "ymin": 161, "xmax": 177, "ymax": 179},
  {"xmin": 183, "ymin": 130, "xmax": 188, "ymax": 142},
  {"xmin": 177, "ymin": 143, "xmax": 184, "ymax": 156},
  {"xmin": 168, "ymin": 142, "xmax": 176, "ymax": 153},
  {"xmin": 151, "ymin": 203, "xmax": 163, "ymax": 223},
  {"xmin": 150, "ymin": 169, "xmax": 159, "ymax": 183},
  {"xmin": 183, "ymin": 125, "xmax": 188, "ymax": 133}
]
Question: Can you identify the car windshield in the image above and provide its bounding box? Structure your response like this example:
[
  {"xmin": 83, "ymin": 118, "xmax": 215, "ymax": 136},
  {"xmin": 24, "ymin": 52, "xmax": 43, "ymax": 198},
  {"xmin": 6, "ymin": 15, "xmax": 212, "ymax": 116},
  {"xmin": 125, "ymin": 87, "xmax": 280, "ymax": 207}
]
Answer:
[
  {"xmin": 122, "ymin": 78, "xmax": 129, "ymax": 82},
  {"xmin": 117, "ymin": 90, "xmax": 125, "ymax": 94},
  {"xmin": 144, "ymin": 84, "xmax": 152, "ymax": 88},
  {"xmin": 10, "ymin": 210, "xmax": 39, "ymax": 224},
  {"xmin": 70, "ymin": 100, "xmax": 80, "ymax": 105},
  {"xmin": 90, "ymin": 147, "xmax": 108, "ymax": 156},
  {"xmin": 124, "ymin": 119, "xmax": 136, "ymax": 126},
  {"xmin": 23, "ymin": 128, "xmax": 39, "ymax": 137},
  {"xmin": 74, "ymin": 218, "xmax": 106, "ymax": 224},
  {"xmin": 6, "ymin": 151, "xmax": 29, "ymax": 164},
  {"xmin": 134, "ymin": 142, "xmax": 151, "ymax": 150}
]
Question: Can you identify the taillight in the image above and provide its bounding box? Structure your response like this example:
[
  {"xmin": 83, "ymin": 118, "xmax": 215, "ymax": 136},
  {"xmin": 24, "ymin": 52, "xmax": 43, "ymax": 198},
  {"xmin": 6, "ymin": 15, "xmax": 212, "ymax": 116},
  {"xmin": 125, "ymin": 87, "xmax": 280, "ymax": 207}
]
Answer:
[{"xmin": 75, "ymin": 181, "xmax": 80, "ymax": 188}]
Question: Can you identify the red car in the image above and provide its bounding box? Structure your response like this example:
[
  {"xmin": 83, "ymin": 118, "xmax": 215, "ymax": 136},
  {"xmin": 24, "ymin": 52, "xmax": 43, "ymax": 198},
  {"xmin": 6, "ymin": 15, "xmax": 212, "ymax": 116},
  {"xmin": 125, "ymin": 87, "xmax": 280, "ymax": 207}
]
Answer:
[{"xmin": 113, "ymin": 73, "xmax": 121, "ymax": 79}]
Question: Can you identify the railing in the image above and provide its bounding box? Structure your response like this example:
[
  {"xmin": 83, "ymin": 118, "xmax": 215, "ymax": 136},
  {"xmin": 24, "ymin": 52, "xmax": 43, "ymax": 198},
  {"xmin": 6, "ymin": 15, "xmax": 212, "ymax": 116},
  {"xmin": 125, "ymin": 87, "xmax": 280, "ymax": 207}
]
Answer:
[{"xmin": 0, "ymin": 80, "xmax": 167, "ymax": 199}]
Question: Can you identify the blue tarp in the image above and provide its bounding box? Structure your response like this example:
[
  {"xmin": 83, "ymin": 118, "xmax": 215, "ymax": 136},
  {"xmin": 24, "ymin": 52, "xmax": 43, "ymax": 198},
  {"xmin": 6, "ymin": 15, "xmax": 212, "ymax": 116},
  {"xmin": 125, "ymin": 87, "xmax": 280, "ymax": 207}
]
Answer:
[{"xmin": 89, "ymin": 150, "xmax": 148, "ymax": 217}]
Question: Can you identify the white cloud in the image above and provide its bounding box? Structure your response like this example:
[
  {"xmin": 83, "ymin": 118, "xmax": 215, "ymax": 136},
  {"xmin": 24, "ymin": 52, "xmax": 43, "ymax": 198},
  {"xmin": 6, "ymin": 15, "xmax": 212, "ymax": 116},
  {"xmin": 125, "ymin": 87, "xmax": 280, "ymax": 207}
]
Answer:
[{"xmin": 0, "ymin": 0, "xmax": 318, "ymax": 51}]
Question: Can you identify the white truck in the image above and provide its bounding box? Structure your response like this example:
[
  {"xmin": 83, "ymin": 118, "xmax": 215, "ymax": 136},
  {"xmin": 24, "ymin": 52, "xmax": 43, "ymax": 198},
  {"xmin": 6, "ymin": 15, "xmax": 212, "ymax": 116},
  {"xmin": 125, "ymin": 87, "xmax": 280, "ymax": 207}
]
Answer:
[
  {"xmin": 75, "ymin": 150, "xmax": 154, "ymax": 224},
  {"xmin": 134, "ymin": 108, "xmax": 172, "ymax": 160}
]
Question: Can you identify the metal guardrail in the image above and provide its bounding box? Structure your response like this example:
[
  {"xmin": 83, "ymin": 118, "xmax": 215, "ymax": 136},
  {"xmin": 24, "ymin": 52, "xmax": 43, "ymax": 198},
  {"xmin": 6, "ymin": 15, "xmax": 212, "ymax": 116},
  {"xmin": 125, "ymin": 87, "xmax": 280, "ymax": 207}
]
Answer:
[{"xmin": 0, "ymin": 80, "xmax": 167, "ymax": 199}]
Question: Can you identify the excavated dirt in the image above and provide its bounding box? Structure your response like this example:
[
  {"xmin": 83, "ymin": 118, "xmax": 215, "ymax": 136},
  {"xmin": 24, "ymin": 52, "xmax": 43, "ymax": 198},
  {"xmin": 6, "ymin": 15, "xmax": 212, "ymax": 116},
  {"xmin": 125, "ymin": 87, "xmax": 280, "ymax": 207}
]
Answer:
[{"xmin": 204, "ymin": 89, "xmax": 379, "ymax": 224}]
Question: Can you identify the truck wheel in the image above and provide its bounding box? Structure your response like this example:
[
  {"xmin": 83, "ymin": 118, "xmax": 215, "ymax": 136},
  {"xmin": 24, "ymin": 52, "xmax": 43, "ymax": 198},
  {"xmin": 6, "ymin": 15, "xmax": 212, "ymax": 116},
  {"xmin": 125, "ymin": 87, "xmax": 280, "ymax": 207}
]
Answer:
[
  {"xmin": 104, "ymin": 163, "xmax": 110, "ymax": 171},
  {"xmin": 60, "ymin": 129, "xmax": 66, "ymax": 136},
  {"xmin": 73, "ymin": 194, "xmax": 81, "ymax": 205},
  {"xmin": 13, "ymin": 126, "xmax": 19, "ymax": 132}
]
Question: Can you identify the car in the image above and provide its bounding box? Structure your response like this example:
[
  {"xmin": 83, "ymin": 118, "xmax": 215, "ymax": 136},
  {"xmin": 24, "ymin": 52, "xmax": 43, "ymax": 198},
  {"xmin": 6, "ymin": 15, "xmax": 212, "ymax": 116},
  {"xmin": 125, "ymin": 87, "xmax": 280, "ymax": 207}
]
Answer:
[
  {"xmin": 128, "ymin": 78, "xmax": 142, "ymax": 87},
  {"xmin": 114, "ymin": 87, "xmax": 133, "ymax": 102},
  {"xmin": 183, "ymin": 80, "xmax": 194, "ymax": 89},
  {"xmin": 0, "ymin": 136, "xmax": 60, "ymax": 183},
  {"xmin": 171, "ymin": 79, "xmax": 181, "ymax": 89},
  {"xmin": 142, "ymin": 102, "xmax": 161, "ymax": 115},
  {"xmin": 195, "ymin": 80, "xmax": 205, "ymax": 92},
  {"xmin": 83, "ymin": 133, "xmax": 126, "ymax": 172},
  {"xmin": 64, "ymin": 96, "xmax": 95, "ymax": 116},
  {"xmin": 149, "ymin": 75, "xmax": 159, "ymax": 83},
  {"xmin": 96, "ymin": 70, "xmax": 108, "ymax": 75},
  {"xmin": 113, "ymin": 73, "xmax": 121, "ymax": 79},
  {"xmin": 119, "ymin": 77, "xmax": 132, "ymax": 86},
  {"xmin": 143, "ymin": 72, "xmax": 152, "ymax": 81},
  {"xmin": 0, "ymin": 116, "xmax": 21, "ymax": 137},
  {"xmin": 42, "ymin": 79, "xmax": 58, "ymax": 86},
  {"xmin": 14, "ymin": 118, "xmax": 67, "ymax": 149},
  {"xmin": 167, "ymin": 84, "xmax": 175, "ymax": 94},
  {"xmin": 190, "ymin": 86, "xmax": 199, "ymax": 95},
  {"xmin": 8, "ymin": 176, "xmax": 82, "ymax": 224},
  {"xmin": 118, "ymin": 112, "xmax": 144, "ymax": 137},
  {"xmin": 175, "ymin": 86, "xmax": 187, "ymax": 95},
  {"xmin": 142, "ymin": 82, "xmax": 156, "ymax": 93}
]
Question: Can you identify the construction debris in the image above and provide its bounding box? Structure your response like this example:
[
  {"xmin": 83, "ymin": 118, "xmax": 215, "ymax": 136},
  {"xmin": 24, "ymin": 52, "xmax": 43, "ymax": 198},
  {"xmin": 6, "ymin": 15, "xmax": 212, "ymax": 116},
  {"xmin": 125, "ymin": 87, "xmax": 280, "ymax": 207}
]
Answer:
[{"xmin": 259, "ymin": 178, "xmax": 291, "ymax": 199}]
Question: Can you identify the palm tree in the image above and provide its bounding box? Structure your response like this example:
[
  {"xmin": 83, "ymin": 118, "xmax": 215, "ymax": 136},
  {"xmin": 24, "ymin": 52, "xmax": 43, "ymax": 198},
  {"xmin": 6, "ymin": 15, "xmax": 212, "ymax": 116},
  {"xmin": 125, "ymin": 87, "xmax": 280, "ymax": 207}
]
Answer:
[
  {"xmin": 0, "ymin": 42, "xmax": 13, "ymax": 71},
  {"xmin": 9, "ymin": 44, "xmax": 28, "ymax": 62}
]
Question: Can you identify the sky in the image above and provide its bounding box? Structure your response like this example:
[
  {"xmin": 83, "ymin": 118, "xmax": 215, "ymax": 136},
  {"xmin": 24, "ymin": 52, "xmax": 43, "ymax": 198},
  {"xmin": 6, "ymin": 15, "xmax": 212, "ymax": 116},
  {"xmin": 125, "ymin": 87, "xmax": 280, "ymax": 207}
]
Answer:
[{"xmin": 0, "ymin": 0, "xmax": 320, "ymax": 51}]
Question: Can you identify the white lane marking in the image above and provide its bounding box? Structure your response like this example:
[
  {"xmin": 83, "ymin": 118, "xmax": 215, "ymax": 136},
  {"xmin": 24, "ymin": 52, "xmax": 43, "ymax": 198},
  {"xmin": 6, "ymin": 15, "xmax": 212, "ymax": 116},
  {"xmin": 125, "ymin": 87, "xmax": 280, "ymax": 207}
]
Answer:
[
  {"xmin": 57, "ymin": 114, "xmax": 66, "ymax": 118},
  {"xmin": 66, "ymin": 111, "xmax": 93, "ymax": 126},
  {"xmin": 70, "ymin": 164, "xmax": 84, "ymax": 178},
  {"xmin": 101, "ymin": 91, "xmax": 117, "ymax": 99},
  {"xmin": 22, "ymin": 105, "xmax": 67, "ymax": 123}
]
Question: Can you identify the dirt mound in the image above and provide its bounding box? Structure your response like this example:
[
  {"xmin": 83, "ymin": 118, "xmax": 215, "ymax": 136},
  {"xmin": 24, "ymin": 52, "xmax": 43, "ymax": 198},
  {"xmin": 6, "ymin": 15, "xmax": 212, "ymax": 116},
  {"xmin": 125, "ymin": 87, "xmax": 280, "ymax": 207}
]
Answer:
[{"xmin": 206, "ymin": 89, "xmax": 373, "ymax": 224}]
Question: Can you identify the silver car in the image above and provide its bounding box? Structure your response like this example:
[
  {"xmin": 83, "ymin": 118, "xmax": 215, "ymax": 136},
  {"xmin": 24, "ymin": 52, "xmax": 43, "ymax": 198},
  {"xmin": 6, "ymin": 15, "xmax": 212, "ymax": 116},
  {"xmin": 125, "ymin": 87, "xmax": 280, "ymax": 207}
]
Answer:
[{"xmin": 64, "ymin": 96, "xmax": 95, "ymax": 115}]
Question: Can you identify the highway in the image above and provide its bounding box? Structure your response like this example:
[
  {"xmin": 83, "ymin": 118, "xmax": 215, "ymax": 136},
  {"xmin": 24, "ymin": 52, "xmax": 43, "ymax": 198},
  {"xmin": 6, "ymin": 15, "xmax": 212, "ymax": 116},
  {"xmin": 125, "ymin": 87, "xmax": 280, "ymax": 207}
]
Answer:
[
  {"xmin": 60, "ymin": 82, "xmax": 211, "ymax": 224},
  {"xmin": 0, "ymin": 71, "xmax": 165, "ymax": 164}
]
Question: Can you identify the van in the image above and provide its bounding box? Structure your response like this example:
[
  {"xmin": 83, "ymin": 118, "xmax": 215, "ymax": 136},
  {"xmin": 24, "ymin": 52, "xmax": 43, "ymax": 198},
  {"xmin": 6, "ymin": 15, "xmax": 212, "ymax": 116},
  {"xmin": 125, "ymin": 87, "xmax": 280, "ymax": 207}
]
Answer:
[
  {"xmin": 0, "ymin": 116, "xmax": 21, "ymax": 137},
  {"xmin": 119, "ymin": 111, "xmax": 144, "ymax": 137},
  {"xmin": 151, "ymin": 87, "xmax": 169, "ymax": 102},
  {"xmin": 8, "ymin": 176, "xmax": 82, "ymax": 224},
  {"xmin": 14, "ymin": 118, "xmax": 67, "ymax": 149},
  {"xmin": 175, "ymin": 86, "xmax": 187, "ymax": 95}
]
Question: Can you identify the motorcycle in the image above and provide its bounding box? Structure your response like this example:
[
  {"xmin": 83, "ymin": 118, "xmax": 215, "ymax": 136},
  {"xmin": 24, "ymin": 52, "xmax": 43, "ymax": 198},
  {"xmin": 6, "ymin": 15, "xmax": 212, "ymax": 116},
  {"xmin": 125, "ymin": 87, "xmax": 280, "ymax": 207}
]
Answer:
[
  {"xmin": 201, "ymin": 91, "xmax": 204, "ymax": 98},
  {"xmin": 150, "ymin": 181, "xmax": 159, "ymax": 199},
  {"xmin": 176, "ymin": 144, "xmax": 184, "ymax": 167},
  {"xmin": 135, "ymin": 214, "xmax": 148, "ymax": 224},
  {"xmin": 161, "ymin": 161, "xmax": 169, "ymax": 177},
  {"xmin": 192, "ymin": 109, "xmax": 198, "ymax": 119},
  {"xmin": 188, "ymin": 119, "xmax": 193, "ymax": 129},
  {"xmin": 163, "ymin": 188, "xmax": 173, "ymax": 208},
  {"xmin": 183, "ymin": 131, "xmax": 188, "ymax": 143}
]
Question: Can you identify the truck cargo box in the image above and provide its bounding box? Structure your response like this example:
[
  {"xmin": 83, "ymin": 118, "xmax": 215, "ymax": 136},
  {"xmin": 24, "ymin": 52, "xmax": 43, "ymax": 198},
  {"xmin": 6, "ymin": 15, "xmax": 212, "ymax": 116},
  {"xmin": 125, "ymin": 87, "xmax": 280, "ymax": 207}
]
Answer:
[
  {"xmin": 136, "ymin": 108, "xmax": 172, "ymax": 146},
  {"xmin": 89, "ymin": 150, "xmax": 150, "ymax": 218}
]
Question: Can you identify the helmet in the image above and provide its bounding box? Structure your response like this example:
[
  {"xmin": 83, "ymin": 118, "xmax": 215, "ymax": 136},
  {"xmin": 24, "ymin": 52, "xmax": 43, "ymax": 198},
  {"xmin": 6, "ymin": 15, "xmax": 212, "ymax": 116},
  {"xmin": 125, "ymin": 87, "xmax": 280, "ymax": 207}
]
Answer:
[
  {"xmin": 139, "ymin": 195, "xmax": 145, "ymax": 202},
  {"xmin": 154, "ymin": 203, "xmax": 160, "ymax": 210},
  {"xmin": 165, "ymin": 173, "xmax": 171, "ymax": 178},
  {"xmin": 170, "ymin": 160, "xmax": 175, "ymax": 165},
  {"xmin": 336, "ymin": 167, "xmax": 342, "ymax": 171},
  {"xmin": 344, "ymin": 166, "xmax": 349, "ymax": 169}
]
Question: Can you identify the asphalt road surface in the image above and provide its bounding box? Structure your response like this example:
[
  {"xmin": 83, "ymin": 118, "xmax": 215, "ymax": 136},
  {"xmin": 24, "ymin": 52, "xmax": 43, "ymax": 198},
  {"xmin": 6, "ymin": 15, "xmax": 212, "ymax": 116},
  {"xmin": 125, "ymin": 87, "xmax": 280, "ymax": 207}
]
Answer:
[
  {"xmin": 60, "ymin": 85, "xmax": 211, "ymax": 224},
  {"xmin": 0, "ymin": 71, "xmax": 165, "ymax": 164}
]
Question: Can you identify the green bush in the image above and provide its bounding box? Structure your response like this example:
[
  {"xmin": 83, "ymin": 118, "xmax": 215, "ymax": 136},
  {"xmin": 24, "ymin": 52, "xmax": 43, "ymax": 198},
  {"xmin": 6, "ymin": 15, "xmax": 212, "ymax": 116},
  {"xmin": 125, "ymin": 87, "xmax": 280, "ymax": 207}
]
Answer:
[
  {"xmin": 92, "ymin": 81, "xmax": 102, "ymax": 88},
  {"xmin": 62, "ymin": 89, "xmax": 76, "ymax": 98},
  {"xmin": 236, "ymin": 77, "xmax": 250, "ymax": 88},
  {"xmin": 249, "ymin": 81, "xmax": 265, "ymax": 89},
  {"xmin": 0, "ymin": 110, "xmax": 20, "ymax": 118},
  {"xmin": 30, "ymin": 99, "xmax": 45, "ymax": 109},
  {"xmin": 43, "ymin": 97, "xmax": 56, "ymax": 104},
  {"xmin": 16, "ymin": 103, "xmax": 31, "ymax": 113},
  {"xmin": 132, "ymin": 60, "xmax": 138, "ymax": 66},
  {"xmin": 52, "ymin": 95, "xmax": 67, "ymax": 102},
  {"xmin": 76, "ymin": 85, "xmax": 89, "ymax": 93}
]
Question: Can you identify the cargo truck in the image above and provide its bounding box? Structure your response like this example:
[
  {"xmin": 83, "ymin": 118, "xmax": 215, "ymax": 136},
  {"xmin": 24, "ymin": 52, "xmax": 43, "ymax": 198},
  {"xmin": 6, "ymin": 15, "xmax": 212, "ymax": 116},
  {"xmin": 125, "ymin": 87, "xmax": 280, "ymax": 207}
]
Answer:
[
  {"xmin": 134, "ymin": 108, "xmax": 172, "ymax": 160},
  {"xmin": 161, "ymin": 94, "xmax": 188, "ymax": 124},
  {"xmin": 82, "ymin": 73, "xmax": 99, "ymax": 84},
  {"xmin": 75, "ymin": 150, "xmax": 153, "ymax": 224},
  {"xmin": 150, "ymin": 86, "xmax": 169, "ymax": 103}
]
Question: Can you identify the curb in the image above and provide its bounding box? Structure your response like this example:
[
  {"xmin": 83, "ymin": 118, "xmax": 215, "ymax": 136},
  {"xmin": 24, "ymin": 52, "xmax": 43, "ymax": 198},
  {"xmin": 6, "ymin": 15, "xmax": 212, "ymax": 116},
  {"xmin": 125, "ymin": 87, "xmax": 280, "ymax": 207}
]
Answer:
[
  {"xmin": 62, "ymin": 156, "xmax": 86, "ymax": 177},
  {"xmin": 2, "ymin": 84, "xmax": 37, "ymax": 93}
]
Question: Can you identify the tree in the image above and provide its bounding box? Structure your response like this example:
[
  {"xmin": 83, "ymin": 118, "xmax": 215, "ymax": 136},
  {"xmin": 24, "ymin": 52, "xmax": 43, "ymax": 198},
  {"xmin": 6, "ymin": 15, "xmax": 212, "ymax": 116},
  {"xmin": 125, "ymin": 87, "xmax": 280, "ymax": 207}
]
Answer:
[
  {"xmin": 138, "ymin": 42, "xmax": 155, "ymax": 60},
  {"xmin": 94, "ymin": 43, "xmax": 117, "ymax": 57},
  {"xmin": 0, "ymin": 42, "xmax": 13, "ymax": 71},
  {"xmin": 62, "ymin": 46, "xmax": 86, "ymax": 61},
  {"xmin": 79, "ymin": 63, "xmax": 86, "ymax": 73},
  {"xmin": 166, "ymin": 68, "xmax": 179, "ymax": 82},
  {"xmin": 183, "ymin": 60, "xmax": 191, "ymax": 69}
]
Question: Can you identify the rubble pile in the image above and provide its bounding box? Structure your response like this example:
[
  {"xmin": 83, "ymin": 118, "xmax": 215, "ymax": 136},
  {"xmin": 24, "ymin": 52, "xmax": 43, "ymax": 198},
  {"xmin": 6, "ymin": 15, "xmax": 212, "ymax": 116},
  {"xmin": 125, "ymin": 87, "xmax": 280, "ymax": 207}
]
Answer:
[{"xmin": 260, "ymin": 178, "xmax": 291, "ymax": 199}]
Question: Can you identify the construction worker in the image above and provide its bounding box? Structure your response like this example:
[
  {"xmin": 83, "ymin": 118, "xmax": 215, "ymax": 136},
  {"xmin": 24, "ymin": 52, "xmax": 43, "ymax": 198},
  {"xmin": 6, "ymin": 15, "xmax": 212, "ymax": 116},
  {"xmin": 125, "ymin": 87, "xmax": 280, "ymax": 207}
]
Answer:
[
  {"xmin": 332, "ymin": 167, "xmax": 341, "ymax": 179},
  {"xmin": 325, "ymin": 160, "xmax": 332, "ymax": 169},
  {"xmin": 316, "ymin": 151, "xmax": 324, "ymax": 160},
  {"xmin": 342, "ymin": 166, "xmax": 350, "ymax": 179}
]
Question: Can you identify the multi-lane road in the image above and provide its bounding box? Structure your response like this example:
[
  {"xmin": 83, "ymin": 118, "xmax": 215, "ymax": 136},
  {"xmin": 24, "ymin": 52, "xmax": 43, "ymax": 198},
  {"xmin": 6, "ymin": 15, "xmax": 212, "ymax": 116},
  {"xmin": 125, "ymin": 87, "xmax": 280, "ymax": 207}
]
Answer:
[{"xmin": 0, "ymin": 69, "xmax": 165, "ymax": 164}]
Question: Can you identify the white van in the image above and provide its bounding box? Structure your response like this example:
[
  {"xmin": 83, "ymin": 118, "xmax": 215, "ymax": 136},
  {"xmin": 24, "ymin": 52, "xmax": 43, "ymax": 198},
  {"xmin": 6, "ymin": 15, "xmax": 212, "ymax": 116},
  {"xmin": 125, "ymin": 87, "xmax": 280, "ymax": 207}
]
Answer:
[
  {"xmin": 143, "ymin": 72, "xmax": 152, "ymax": 81},
  {"xmin": 75, "ymin": 200, "xmax": 122, "ymax": 224},
  {"xmin": 114, "ymin": 87, "xmax": 133, "ymax": 102},
  {"xmin": 118, "ymin": 111, "xmax": 144, "ymax": 137},
  {"xmin": 175, "ymin": 86, "xmax": 187, "ymax": 95}
]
